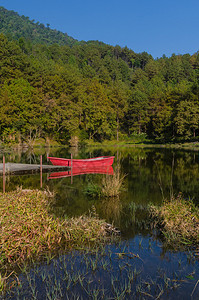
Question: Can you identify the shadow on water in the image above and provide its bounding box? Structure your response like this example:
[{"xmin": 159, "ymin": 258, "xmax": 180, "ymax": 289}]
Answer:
[{"xmin": 1, "ymin": 146, "xmax": 199, "ymax": 299}]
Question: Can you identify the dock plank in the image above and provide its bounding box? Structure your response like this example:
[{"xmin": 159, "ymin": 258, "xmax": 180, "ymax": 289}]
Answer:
[{"xmin": 0, "ymin": 163, "xmax": 68, "ymax": 175}]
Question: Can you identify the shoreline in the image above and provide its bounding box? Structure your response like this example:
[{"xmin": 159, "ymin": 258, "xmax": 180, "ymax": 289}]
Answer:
[{"xmin": 1, "ymin": 140, "xmax": 199, "ymax": 152}]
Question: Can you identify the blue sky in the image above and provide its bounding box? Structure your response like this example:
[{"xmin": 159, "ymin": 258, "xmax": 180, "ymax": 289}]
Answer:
[{"xmin": 1, "ymin": 0, "xmax": 199, "ymax": 58}]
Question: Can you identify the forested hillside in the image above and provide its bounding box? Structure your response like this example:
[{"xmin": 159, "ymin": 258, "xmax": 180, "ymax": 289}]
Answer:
[
  {"xmin": 0, "ymin": 6, "xmax": 199, "ymax": 145},
  {"xmin": 0, "ymin": 6, "xmax": 76, "ymax": 46}
]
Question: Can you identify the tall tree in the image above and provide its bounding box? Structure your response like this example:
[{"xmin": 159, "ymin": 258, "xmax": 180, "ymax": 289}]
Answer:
[{"xmin": 109, "ymin": 81, "xmax": 128, "ymax": 140}]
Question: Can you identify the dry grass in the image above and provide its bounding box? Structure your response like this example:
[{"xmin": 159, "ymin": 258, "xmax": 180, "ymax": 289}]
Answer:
[
  {"xmin": 101, "ymin": 164, "xmax": 125, "ymax": 197},
  {"xmin": 0, "ymin": 188, "xmax": 115, "ymax": 274},
  {"xmin": 151, "ymin": 194, "xmax": 199, "ymax": 245}
]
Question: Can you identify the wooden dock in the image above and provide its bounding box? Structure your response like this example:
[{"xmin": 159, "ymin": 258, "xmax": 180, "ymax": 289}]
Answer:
[{"xmin": 0, "ymin": 163, "xmax": 68, "ymax": 175}]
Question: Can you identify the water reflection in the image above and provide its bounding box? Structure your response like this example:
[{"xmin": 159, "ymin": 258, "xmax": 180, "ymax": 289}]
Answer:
[
  {"xmin": 1, "ymin": 146, "xmax": 199, "ymax": 230},
  {"xmin": 100, "ymin": 196, "xmax": 122, "ymax": 225},
  {"xmin": 49, "ymin": 165, "xmax": 114, "ymax": 179},
  {"xmin": 2, "ymin": 146, "xmax": 199, "ymax": 299}
]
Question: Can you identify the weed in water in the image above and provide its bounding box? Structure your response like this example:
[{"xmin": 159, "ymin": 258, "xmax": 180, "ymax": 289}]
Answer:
[
  {"xmin": 138, "ymin": 239, "xmax": 143, "ymax": 248},
  {"xmin": 0, "ymin": 188, "xmax": 116, "ymax": 285},
  {"xmin": 156, "ymin": 284, "xmax": 164, "ymax": 299},
  {"xmin": 41, "ymin": 270, "xmax": 47, "ymax": 282},
  {"xmin": 65, "ymin": 274, "xmax": 72, "ymax": 291},
  {"xmin": 78, "ymin": 273, "xmax": 85, "ymax": 289},
  {"xmin": 84, "ymin": 182, "xmax": 101, "ymax": 198},
  {"xmin": 101, "ymin": 259, "xmax": 109, "ymax": 271},
  {"xmin": 150, "ymin": 195, "xmax": 199, "ymax": 247},
  {"xmin": 163, "ymin": 273, "xmax": 170, "ymax": 289},
  {"xmin": 101, "ymin": 164, "xmax": 126, "ymax": 198},
  {"xmin": 90, "ymin": 287, "xmax": 100, "ymax": 300},
  {"xmin": 148, "ymin": 239, "xmax": 152, "ymax": 249}
]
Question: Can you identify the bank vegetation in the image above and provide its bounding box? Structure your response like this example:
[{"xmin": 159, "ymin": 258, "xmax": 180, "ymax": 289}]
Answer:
[
  {"xmin": 151, "ymin": 194, "xmax": 199, "ymax": 247},
  {"xmin": 0, "ymin": 189, "xmax": 116, "ymax": 277}
]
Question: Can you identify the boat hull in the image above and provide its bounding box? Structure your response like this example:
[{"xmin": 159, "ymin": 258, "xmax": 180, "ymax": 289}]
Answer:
[
  {"xmin": 48, "ymin": 156, "xmax": 115, "ymax": 167},
  {"xmin": 48, "ymin": 165, "xmax": 114, "ymax": 179}
]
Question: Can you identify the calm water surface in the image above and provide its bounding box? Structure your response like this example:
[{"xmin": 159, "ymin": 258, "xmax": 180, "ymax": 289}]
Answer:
[{"xmin": 1, "ymin": 146, "xmax": 199, "ymax": 299}]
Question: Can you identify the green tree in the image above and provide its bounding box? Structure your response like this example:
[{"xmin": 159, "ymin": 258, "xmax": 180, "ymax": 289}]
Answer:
[
  {"xmin": 81, "ymin": 80, "xmax": 112, "ymax": 140},
  {"xmin": 127, "ymin": 88, "xmax": 149, "ymax": 134},
  {"xmin": 174, "ymin": 98, "xmax": 199, "ymax": 139},
  {"xmin": 0, "ymin": 78, "xmax": 43, "ymax": 142},
  {"xmin": 109, "ymin": 81, "xmax": 128, "ymax": 140},
  {"xmin": 0, "ymin": 34, "xmax": 28, "ymax": 83}
]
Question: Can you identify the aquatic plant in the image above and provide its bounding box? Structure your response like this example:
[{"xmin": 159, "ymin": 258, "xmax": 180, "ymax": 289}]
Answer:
[
  {"xmin": 0, "ymin": 188, "xmax": 117, "ymax": 284},
  {"xmin": 101, "ymin": 164, "xmax": 125, "ymax": 198},
  {"xmin": 3, "ymin": 240, "xmax": 196, "ymax": 300},
  {"xmin": 150, "ymin": 194, "xmax": 199, "ymax": 246},
  {"xmin": 84, "ymin": 164, "xmax": 125, "ymax": 199},
  {"xmin": 84, "ymin": 182, "xmax": 102, "ymax": 197}
]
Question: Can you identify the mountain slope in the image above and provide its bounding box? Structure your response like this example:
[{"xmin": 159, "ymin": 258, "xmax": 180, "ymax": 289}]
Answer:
[{"xmin": 0, "ymin": 6, "xmax": 77, "ymax": 46}]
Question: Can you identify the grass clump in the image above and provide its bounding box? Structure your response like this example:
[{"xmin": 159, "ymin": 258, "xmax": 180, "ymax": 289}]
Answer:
[
  {"xmin": 150, "ymin": 194, "xmax": 199, "ymax": 246},
  {"xmin": 0, "ymin": 188, "xmax": 115, "ymax": 276},
  {"xmin": 84, "ymin": 183, "xmax": 102, "ymax": 197},
  {"xmin": 101, "ymin": 165, "xmax": 125, "ymax": 198},
  {"xmin": 84, "ymin": 165, "xmax": 125, "ymax": 198}
]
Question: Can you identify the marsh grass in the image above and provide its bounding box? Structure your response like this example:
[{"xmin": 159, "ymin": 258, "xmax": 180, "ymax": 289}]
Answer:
[
  {"xmin": 101, "ymin": 164, "xmax": 125, "ymax": 198},
  {"xmin": 84, "ymin": 182, "xmax": 101, "ymax": 197},
  {"xmin": 150, "ymin": 194, "xmax": 199, "ymax": 246},
  {"xmin": 0, "ymin": 188, "xmax": 116, "ymax": 281},
  {"xmin": 84, "ymin": 164, "xmax": 125, "ymax": 198}
]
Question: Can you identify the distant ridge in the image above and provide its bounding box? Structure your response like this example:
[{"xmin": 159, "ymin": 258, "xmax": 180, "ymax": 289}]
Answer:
[{"xmin": 0, "ymin": 6, "xmax": 77, "ymax": 46}]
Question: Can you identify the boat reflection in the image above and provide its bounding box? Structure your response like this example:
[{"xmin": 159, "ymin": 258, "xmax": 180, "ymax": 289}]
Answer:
[{"xmin": 48, "ymin": 165, "xmax": 114, "ymax": 179}]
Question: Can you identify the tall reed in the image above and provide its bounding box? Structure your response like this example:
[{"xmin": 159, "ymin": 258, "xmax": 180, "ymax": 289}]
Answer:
[{"xmin": 101, "ymin": 164, "xmax": 125, "ymax": 198}]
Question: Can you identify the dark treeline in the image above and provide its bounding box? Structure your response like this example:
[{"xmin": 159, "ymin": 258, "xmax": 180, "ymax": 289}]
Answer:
[{"xmin": 0, "ymin": 6, "xmax": 199, "ymax": 144}]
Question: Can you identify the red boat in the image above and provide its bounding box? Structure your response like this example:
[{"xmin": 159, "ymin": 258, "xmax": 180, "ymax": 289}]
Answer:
[
  {"xmin": 48, "ymin": 165, "xmax": 114, "ymax": 179},
  {"xmin": 48, "ymin": 156, "xmax": 115, "ymax": 167}
]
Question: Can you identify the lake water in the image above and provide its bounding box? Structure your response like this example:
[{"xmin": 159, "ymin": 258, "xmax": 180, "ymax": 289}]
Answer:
[{"xmin": 1, "ymin": 146, "xmax": 199, "ymax": 299}]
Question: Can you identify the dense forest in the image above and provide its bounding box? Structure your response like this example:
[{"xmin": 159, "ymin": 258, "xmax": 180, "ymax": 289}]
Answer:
[
  {"xmin": 0, "ymin": 6, "xmax": 199, "ymax": 145},
  {"xmin": 0, "ymin": 6, "xmax": 76, "ymax": 46}
]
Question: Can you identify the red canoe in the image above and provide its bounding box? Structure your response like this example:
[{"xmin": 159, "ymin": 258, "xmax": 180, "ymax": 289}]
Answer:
[
  {"xmin": 48, "ymin": 165, "xmax": 114, "ymax": 179},
  {"xmin": 48, "ymin": 156, "xmax": 115, "ymax": 167}
]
